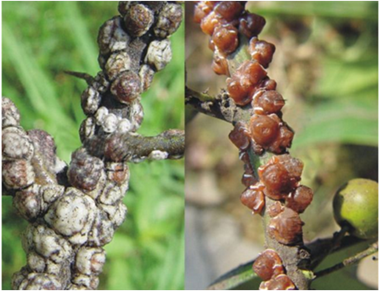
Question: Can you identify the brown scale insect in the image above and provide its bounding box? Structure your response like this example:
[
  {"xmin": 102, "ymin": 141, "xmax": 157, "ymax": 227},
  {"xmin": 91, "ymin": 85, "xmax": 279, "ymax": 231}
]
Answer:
[
  {"xmin": 214, "ymin": 2, "xmax": 244, "ymax": 22},
  {"xmin": 252, "ymin": 90, "xmax": 285, "ymax": 115},
  {"xmin": 228, "ymin": 121, "xmax": 251, "ymax": 151},
  {"xmin": 253, "ymin": 249, "xmax": 284, "ymax": 281},
  {"xmin": 240, "ymin": 184, "xmax": 265, "ymax": 214},
  {"xmin": 110, "ymin": 71, "xmax": 141, "ymax": 104},
  {"xmin": 260, "ymin": 274, "xmax": 296, "ymax": 290},
  {"xmin": 286, "ymin": 185, "xmax": 314, "ymax": 213},
  {"xmin": 249, "ymin": 114, "xmax": 294, "ymax": 154},
  {"xmin": 211, "ymin": 52, "xmax": 229, "ymax": 75},
  {"xmin": 258, "ymin": 155, "xmax": 303, "ymax": 200},
  {"xmin": 123, "ymin": 3, "xmax": 154, "ymax": 37},
  {"xmin": 268, "ymin": 207, "xmax": 304, "ymax": 245},
  {"xmin": 239, "ymin": 12, "xmax": 266, "ymax": 38},
  {"xmin": 212, "ymin": 24, "xmax": 239, "ymax": 56},
  {"xmin": 249, "ymin": 37, "xmax": 276, "ymax": 68},
  {"xmin": 200, "ymin": 11, "xmax": 226, "ymax": 36},
  {"xmin": 227, "ymin": 60, "xmax": 268, "ymax": 106}
]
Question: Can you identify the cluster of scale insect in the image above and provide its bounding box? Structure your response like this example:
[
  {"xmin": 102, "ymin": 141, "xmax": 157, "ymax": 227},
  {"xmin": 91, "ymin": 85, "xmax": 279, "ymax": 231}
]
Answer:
[
  {"xmin": 195, "ymin": 1, "xmax": 293, "ymax": 155},
  {"xmin": 253, "ymin": 249, "xmax": 296, "ymax": 290},
  {"xmin": 3, "ymin": 2, "xmax": 183, "ymax": 290},
  {"xmin": 196, "ymin": 2, "xmax": 315, "ymax": 289}
]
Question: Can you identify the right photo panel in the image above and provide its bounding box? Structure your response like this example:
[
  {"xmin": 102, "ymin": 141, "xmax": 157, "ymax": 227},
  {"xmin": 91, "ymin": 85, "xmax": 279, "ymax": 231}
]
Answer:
[{"xmin": 185, "ymin": 2, "xmax": 378, "ymax": 290}]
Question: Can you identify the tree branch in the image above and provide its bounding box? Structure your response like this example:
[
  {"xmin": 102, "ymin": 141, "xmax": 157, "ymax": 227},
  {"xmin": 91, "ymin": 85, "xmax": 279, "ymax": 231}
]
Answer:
[
  {"xmin": 313, "ymin": 241, "xmax": 378, "ymax": 279},
  {"xmin": 185, "ymin": 86, "xmax": 252, "ymax": 124}
]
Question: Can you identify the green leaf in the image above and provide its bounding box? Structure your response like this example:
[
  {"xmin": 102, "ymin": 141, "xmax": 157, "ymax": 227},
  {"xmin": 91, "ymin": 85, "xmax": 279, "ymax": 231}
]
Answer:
[
  {"xmin": 293, "ymin": 98, "xmax": 378, "ymax": 148},
  {"xmin": 207, "ymin": 260, "xmax": 261, "ymax": 290},
  {"xmin": 252, "ymin": 2, "xmax": 378, "ymax": 21}
]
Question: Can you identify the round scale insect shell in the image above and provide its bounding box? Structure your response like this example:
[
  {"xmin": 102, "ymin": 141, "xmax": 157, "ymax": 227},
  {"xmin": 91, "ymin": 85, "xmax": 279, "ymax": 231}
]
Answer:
[
  {"xmin": 94, "ymin": 106, "xmax": 109, "ymax": 126},
  {"xmin": 269, "ymin": 125, "xmax": 294, "ymax": 154},
  {"xmin": 123, "ymin": 3, "xmax": 154, "ymax": 37},
  {"xmin": 260, "ymin": 274, "xmax": 296, "ymax": 290},
  {"xmin": 212, "ymin": 51, "xmax": 229, "ymax": 76},
  {"xmin": 259, "ymin": 162, "xmax": 296, "ymax": 200},
  {"xmin": 2, "ymin": 127, "xmax": 34, "ymax": 161},
  {"xmin": 241, "ymin": 172, "xmax": 258, "ymax": 188},
  {"xmin": 212, "ymin": 23, "xmax": 239, "ymax": 56},
  {"xmin": 145, "ymin": 39, "xmax": 173, "ymax": 71},
  {"xmin": 46, "ymin": 260, "xmax": 71, "ymax": 284},
  {"xmin": 253, "ymin": 249, "xmax": 284, "ymax": 281},
  {"xmin": 139, "ymin": 64, "xmax": 155, "ymax": 92},
  {"xmin": 17, "ymin": 273, "xmax": 63, "ymax": 290},
  {"xmin": 14, "ymin": 184, "xmax": 42, "ymax": 220},
  {"xmin": 28, "ymin": 129, "xmax": 57, "ymax": 173},
  {"xmin": 252, "ymin": 90, "xmax": 285, "ymax": 115},
  {"xmin": 22, "ymin": 224, "xmax": 73, "ymax": 263},
  {"xmin": 105, "ymin": 162, "xmax": 130, "ymax": 185},
  {"xmin": 226, "ymin": 77, "xmax": 251, "ymax": 106},
  {"xmin": 104, "ymin": 133, "xmax": 126, "ymax": 162},
  {"xmin": 249, "ymin": 115, "xmax": 280, "ymax": 148},
  {"xmin": 214, "ymin": 1, "xmax": 244, "ymax": 22},
  {"xmin": 259, "ymin": 281, "xmax": 270, "ymax": 291},
  {"xmin": 129, "ymin": 99, "xmax": 144, "ymax": 130},
  {"xmin": 267, "ymin": 201, "xmax": 284, "ymax": 217},
  {"xmin": 111, "ymin": 71, "xmax": 141, "ymax": 104},
  {"xmin": 3, "ymin": 160, "xmax": 35, "ymax": 190},
  {"xmin": 268, "ymin": 208, "xmax": 303, "ymax": 245},
  {"xmin": 72, "ymin": 273, "xmax": 99, "ymax": 290},
  {"xmin": 243, "ymin": 60, "xmax": 268, "ymax": 86},
  {"xmin": 286, "ymin": 185, "xmax": 313, "ymax": 213},
  {"xmin": 11, "ymin": 266, "xmax": 29, "ymax": 290},
  {"xmin": 88, "ymin": 210, "xmax": 114, "ymax": 247},
  {"xmin": 99, "ymin": 181, "xmax": 124, "ymax": 205},
  {"xmin": 27, "ymin": 251, "xmax": 46, "ymax": 273},
  {"xmin": 279, "ymin": 154, "xmax": 304, "ymax": 180},
  {"xmin": 117, "ymin": 1, "xmax": 131, "ymax": 16},
  {"xmin": 44, "ymin": 188, "xmax": 96, "ymax": 239},
  {"xmin": 154, "ymin": 3, "xmax": 183, "ymax": 38},
  {"xmin": 105, "ymin": 51, "xmax": 132, "ymax": 81},
  {"xmin": 79, "ymin": 117, "xmax": 96, "ymax": 143},
  {"xmin": 108, "ymin": 200, "xmax": 127, "ymax": 228},
  {"xmin": 81, "ymin": 86, "xmax": 101, "ymax": 116},
  {"xmin": 83, "ymin": 171, "xmax": 106, "ymax": 200},
  {"xmin": 240, "ymin": 187, "xmax": 265, "ymax": 214},
  {"xmin": 97, "ymin": 16, "xmax": 130, "ymax": 55},
  {"xmin": 102, "ymin": 113, "xmax": 119, "ymax": 133},
  {"xmin": 2, "ymin": 97, "xmax": 21, "ymax": 128},
  {"xmin": 239, "ymin": 12, "xmax": 266, "ymax": 38},
  {"xmin": 200, "ymin": 11, "xmax": 226, "ymax": 36},
  {"xmin": 229, "ymin": 121, "xmax": 250, "ymax": 150},
  {"xmin": 117, "ymin": 118, "xmax": 133, "ymax": 133},
  {"xmin": 193, "ymin": 1, "xmax": 214, "ymax": 23},
  {"xmin": 68, "ymin": 149, "xmax": 105, "ymax": 192},
  {"xmin": 40, "ymin": 184, "xmax": 65, "ymax": 205},
  {"xmin": 249, "ymin": 38, "xmax": 276, "ymax": 68},
  {"xmin": 75, "ymin": 247, "xmax": 106, "ymax": 276}
]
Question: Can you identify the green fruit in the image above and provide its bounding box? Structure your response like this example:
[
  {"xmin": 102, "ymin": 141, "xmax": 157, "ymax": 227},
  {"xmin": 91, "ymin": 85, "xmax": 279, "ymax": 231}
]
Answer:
[{"xmin": 333, "ymin": 178, "xmax": 378, "ymax": 239}]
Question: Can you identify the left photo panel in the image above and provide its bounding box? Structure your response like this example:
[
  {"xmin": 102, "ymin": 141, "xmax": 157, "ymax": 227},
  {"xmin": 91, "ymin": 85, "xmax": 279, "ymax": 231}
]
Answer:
[{"xmin": 2, "ymin": 2, "xmax": 184, "ymax": 290}]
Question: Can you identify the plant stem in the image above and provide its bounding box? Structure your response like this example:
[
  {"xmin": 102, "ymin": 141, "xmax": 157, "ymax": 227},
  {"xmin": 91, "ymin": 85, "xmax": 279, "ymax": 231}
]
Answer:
[{"xmin": 313, "ymin": 241, "xmax": 378, "ymax": 279}]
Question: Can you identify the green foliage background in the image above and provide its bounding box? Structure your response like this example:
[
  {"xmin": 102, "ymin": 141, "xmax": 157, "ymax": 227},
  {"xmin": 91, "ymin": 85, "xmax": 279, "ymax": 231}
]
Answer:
[{"xmin": 2, "ymin": 2, "xmax": 184, "ymax": 290}]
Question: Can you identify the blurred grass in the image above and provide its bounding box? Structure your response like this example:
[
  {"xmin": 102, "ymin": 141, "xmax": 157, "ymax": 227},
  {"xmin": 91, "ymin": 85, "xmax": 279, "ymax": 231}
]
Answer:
[{"xmin": 2, "ymin": 2, "xmax": 184, "ymax": 290}]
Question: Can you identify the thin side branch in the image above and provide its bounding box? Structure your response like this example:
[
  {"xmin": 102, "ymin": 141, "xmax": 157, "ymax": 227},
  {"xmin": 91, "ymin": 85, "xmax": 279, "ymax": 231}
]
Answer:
[
  {"xmin": 313, "ymin": 241, "xmax": 378, "ymax": 279},
  {"xmin": 85, "ymin": 129, "xmax": 185, "ymax": 162},
  {"xmin": 185, "ymin": 86, "xmax": 252, "ymax": 124}
]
